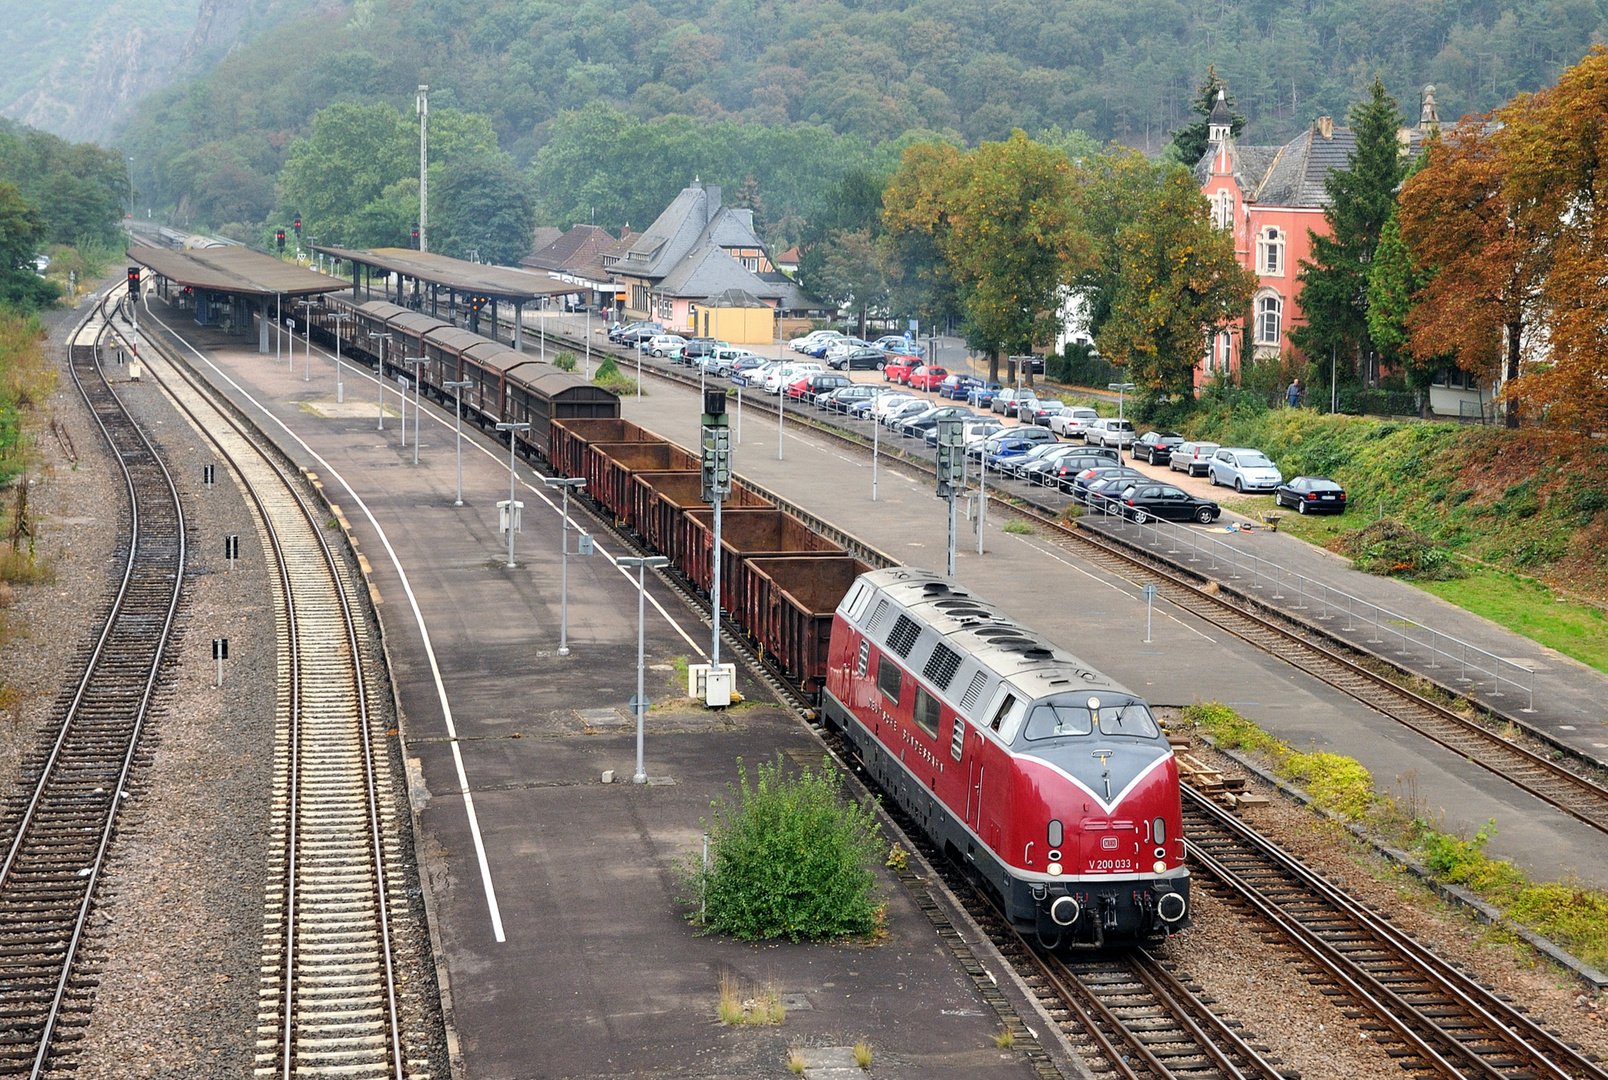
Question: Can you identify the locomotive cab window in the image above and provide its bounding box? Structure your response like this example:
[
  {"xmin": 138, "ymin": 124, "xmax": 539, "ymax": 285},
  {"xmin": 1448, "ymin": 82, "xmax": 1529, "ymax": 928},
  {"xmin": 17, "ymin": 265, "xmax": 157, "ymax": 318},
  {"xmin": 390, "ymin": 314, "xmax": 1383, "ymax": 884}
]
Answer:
[
  {"xmin": 986, "ymin": 691, "xmax": 1027, "ymax": 743},
  {"xmin": 913, "ymin": 686, "xmax": 941, "ymax": 738},
  {"xmin": 876, "ymin": 654, "xmax": 902, "ymax": 705},
  {"xmin": 1023, "ymin": 700, "xmax": 1094, "ymax": 741},
  {"xmin": 1096, "ymin": 701, "xmax": 1160, "ymax": 739}
]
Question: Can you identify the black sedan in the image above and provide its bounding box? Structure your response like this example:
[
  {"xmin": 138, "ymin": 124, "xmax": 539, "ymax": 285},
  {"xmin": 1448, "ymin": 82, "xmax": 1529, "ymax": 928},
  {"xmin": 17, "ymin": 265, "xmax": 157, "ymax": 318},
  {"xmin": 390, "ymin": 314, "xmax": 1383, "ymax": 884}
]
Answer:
[
  {"xmin": 1117, "ymin": 483, "xmax": 1221, "ymax": 524},
  {"xmin": 1068, "ymin": 466, "xmax": 1145, "ymax": 505},
  {"xmin": 1132, "ymin": 431, "xmax": 1185, "ymax": 466},
  {"xmin": 829, "ymin": 347, "xmax": 889, "ymax": 371},
  {"xmin": 1274, "ymin": 476, "xmax": 1349, "ymax": 514}
]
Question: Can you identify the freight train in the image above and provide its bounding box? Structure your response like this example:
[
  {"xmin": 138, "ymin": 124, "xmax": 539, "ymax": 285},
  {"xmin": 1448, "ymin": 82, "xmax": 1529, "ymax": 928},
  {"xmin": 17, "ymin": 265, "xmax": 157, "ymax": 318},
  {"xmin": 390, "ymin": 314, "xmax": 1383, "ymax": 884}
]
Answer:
[{"xmin": 546, "ymin": 417, "xmax": 1189, "ymax": 949}]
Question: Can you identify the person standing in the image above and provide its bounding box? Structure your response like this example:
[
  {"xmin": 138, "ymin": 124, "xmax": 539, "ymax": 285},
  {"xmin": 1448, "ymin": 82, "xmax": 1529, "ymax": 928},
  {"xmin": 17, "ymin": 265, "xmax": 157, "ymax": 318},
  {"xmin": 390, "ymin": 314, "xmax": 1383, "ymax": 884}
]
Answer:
[{"xmin": 1286, "ymin": 377, "xmax": 1301, "ymax": 408}]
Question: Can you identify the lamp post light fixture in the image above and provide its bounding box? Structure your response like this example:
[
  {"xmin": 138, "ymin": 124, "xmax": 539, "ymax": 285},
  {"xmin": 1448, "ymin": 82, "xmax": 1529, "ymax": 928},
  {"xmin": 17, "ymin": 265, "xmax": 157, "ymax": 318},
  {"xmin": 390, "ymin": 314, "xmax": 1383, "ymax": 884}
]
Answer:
[
  {"xmin": 402, "ymin": 357, "xmax": 427, "ymax": 465},
  {"xmin": 541, "ymin": 476, "xmax": 587, "ymax": 656},
  {"xmin": 368, "ymin": 332, "xmax": 392, "ymax": 430},
  {"xmin": 494, "ymin": 422, "xmax": 531, "ymax": 568},
  {"xmin": 618, "ymin": 555, "xmax": 670, "ymax": 784},
  {"xmin": 443, "ymin": 379, "xmax": 471, "ymax": 505},
  {"xmin": 1107, "ymin": 382, "xmax": 1136, "ymax": 464},
  {"xmin": 329, "ymin": 311, "xmax": 351, "ymax": 403}
]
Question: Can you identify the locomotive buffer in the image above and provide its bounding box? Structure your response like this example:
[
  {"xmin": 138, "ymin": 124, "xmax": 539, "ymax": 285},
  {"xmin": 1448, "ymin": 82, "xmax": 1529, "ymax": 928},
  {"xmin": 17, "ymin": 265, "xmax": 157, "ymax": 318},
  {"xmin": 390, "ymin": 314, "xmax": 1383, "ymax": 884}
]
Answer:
[
  {"xmin": 697, "ymin": 389, "xmax": 736, "ymax": 707},
  {"xmin": 935, "ymin": 417, "xmax": 966, "ymax": 578}
]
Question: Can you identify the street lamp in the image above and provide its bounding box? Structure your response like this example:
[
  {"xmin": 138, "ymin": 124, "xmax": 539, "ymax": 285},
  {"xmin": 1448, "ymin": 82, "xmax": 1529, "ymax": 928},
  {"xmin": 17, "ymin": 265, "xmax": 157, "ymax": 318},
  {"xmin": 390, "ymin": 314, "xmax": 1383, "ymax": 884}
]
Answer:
[
  {"xmin": 618, "ymin": 555, "xmax": 670, "ymax": 784},
  {"xmin": 541, "ymin": 476, "xmax": 587, "ymax": 656},
  {"xmin": 297, "ymin": 299, "xmax": 317, "ymax": 381},
  {"xmin": 329, "ymin": 311, "xmax": 351, "ymax": 403},
  {"xmin": 402, "ymin": 357, "xmax": 427, "ymax": 465},
  {"xmin": 1108, "ymin": 382, "xmax": 1136, "ymax": 464},
  {"xmin": 443, "ymin": 380, "xmax": 471, "ymax": 505},
  {"xmin": 368, "ymin": 332, "xmax": 392, "ymax": 430},
  {"xmin": 494, "ymin": 422, "xmax": 531, "ymax": 568}
]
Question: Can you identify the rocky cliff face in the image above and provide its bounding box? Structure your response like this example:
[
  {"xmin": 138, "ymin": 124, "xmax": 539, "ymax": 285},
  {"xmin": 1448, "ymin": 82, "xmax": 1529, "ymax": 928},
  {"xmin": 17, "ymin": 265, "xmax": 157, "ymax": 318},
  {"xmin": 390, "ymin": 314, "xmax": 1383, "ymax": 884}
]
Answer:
[{"xmin": 5, "ymin": 0, "xmax": 317, "ymax": 143}]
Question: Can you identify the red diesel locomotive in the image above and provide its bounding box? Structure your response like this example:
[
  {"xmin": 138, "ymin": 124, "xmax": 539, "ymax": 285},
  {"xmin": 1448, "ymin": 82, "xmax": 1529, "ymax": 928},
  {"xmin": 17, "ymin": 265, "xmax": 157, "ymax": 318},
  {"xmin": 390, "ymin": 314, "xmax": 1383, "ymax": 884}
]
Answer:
[{"xmin": 822, "ymin": 567, "xmax": 1189, "ymax": 948}]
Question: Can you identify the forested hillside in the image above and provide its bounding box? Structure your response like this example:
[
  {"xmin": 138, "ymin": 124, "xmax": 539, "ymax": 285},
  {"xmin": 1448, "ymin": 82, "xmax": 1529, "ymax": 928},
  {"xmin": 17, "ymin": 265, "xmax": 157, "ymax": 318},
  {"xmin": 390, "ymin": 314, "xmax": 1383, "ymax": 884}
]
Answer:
[{"xmin": 120, "ymin": 0, "xmax": 1608, "ymax": 236}]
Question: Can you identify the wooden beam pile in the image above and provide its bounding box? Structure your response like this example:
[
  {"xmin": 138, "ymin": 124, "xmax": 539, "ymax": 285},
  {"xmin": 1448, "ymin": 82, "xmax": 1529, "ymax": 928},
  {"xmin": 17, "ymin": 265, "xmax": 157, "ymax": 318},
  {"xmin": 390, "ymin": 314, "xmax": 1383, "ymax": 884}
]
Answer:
[{"xmin": 1167, "ymin": 736, "xmax": 1270, "ymax": 811}]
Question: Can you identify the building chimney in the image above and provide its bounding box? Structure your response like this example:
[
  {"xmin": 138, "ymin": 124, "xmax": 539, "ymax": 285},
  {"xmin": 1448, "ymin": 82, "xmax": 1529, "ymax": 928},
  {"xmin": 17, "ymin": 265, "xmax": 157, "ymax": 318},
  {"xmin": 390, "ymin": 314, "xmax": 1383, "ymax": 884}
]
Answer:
[
  {"xmin": 706, "ymin": 184, "xmax": 722, "ymax": 226},
  {"xmin": 1315, "ymin": 116, "xmax": 1333, "ymax": 140}
]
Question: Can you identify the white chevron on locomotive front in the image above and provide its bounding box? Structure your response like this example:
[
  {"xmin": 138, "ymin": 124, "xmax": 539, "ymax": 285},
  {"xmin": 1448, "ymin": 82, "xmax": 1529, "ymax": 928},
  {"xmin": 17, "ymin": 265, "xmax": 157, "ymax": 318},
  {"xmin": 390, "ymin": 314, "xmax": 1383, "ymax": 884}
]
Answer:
[{"xmin": 823, "ymin": 567, "xmax": 1190, "ymax": 948}]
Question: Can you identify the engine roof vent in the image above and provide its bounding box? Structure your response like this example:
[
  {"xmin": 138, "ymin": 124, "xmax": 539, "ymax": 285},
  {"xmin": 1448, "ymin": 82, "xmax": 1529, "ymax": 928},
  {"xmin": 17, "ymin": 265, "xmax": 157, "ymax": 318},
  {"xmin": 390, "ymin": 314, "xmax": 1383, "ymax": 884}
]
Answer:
[{"xmin": 886, "ymin": 613, "xmax": 922, "ymax": 658}]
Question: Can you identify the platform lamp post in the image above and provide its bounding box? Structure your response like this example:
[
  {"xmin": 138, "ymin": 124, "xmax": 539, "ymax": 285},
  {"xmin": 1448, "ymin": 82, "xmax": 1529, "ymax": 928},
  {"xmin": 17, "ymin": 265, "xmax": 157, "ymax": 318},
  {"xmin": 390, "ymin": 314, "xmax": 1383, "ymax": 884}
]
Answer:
[
  {"xmin": 329, "ymin": 311, "xmax": 351, "ymax": 403},
  {"xmin": 494, "ymin": 422, "xmax": 530, "ymax": 568},
  {"xmin": 542, "ymin": 476, "xmax": 587, "ymax": 656},
  {"xmin": 297, "ymin": 299, "xmax": 317, "ymax": 381},
  {"xmin": 402, "ymin": 357, "xmax": 427, "ymax": 465},
  {"xmin": 368, "ymin": 332, "xmax": 391, "ymax": 430},
  {"xmin": 1108, "ymin": 382, "xmax": 1136, "ymax": 464},
  {"xmin": 443, "ymin": 379, "xmax": 471, "ymax": 505},
  {"xmin": 618, "ymin": 555, "xmax": 670, "ymax": 784}
]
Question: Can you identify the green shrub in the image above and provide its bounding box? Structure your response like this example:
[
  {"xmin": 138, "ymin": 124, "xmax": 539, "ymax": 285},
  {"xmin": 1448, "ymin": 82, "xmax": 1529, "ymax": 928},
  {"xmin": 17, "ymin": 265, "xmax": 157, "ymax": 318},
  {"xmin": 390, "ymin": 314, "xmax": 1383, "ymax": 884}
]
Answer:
[
  {"xmin": 553, "ymin": 351, "xmax": 577, "ymax": 372},
  {"xmin": 1284, "ymin": 751, "xmax": 1375, "ymax": 820},
  {"xmin": 593, "ymin": 354, "xmax": 638, "ymax": 394},
  {"xmin": 595, "ymin": 355, "xmax": 620, "ymax": 380},
  {"xmin": 1329, "ymin": 518, "xmax": 1467, "ymax": 580},
  {"xmin": 689, "ymin": 755, "xmax": 883, "ymax": 941}
]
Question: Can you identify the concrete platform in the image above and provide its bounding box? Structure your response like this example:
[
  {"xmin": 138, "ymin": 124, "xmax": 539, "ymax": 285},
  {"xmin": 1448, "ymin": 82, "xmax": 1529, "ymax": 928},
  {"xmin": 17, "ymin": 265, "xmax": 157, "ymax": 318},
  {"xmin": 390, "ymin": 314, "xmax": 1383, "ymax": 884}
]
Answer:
[
  {"xmin": 615, "ymin": 375, "xmax": 1608, "ymax": 891},
  {"xmin": 136, "ymin": 304, "xmax": 1053, "ymax": 1080}
]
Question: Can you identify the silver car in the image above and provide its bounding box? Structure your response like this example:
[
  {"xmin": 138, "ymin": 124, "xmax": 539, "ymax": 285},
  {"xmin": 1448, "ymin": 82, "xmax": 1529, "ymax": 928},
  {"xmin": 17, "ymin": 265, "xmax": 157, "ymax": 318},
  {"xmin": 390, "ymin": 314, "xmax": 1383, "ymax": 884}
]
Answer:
[
  {"xmin": 1207, "ymin": 447, "xmax": 1284, "ymax": 492},
  {"xmin": 1168, "ymin": 440, "xmax": 1220, "ymax": 477},
  {"xmin": 1049, "ymin": 406, "xmax": 1099, "ymax": 437},
  {"xmin": 1086, "ymin": 418, "xmax": 1137, "ymax": 448}
]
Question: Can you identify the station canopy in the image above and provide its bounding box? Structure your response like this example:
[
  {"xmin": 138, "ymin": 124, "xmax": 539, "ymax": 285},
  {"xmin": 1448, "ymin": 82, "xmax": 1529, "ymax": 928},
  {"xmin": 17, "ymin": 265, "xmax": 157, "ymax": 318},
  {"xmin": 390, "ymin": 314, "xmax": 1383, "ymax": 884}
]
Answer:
[
  {"xmin": 128, "ymin": 245, "xmax": 345, "ymax": 298},
  {"xmin": 314, "ymin": 245, "xmax": 574, "ymax": 303}
]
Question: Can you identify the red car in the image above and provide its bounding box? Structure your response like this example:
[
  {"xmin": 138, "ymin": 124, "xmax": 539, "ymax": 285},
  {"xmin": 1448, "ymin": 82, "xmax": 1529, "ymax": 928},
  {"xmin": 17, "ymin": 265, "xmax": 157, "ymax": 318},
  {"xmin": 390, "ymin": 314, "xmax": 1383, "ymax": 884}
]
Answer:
[
  {"xmin": 784, "ymin": 375, "xmax": 814, "ymax": 400},
  {"xmin": 906, "ymin": 365, "xmax": 949, "ymax": 391},
  {"xmin": 883, "ymin": 356, "xmax": 920, "ymax": 383}
]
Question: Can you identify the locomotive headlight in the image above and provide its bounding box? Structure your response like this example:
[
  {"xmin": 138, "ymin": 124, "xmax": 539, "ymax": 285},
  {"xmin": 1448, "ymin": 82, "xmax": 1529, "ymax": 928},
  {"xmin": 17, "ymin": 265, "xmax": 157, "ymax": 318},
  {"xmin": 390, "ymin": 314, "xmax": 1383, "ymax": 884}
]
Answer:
[
  {"xmin": 1153, "ymin": 860, "xmax": 1167, "ymax": 873},
  {"xmin": 1046, "ymin": 862, "xmax": 1063, "ymax": 876}
]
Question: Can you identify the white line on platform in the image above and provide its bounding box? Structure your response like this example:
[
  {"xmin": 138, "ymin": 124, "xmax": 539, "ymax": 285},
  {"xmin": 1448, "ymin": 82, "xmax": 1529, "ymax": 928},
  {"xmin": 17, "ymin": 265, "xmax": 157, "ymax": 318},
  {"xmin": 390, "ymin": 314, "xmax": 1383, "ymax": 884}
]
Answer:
[{"xmin": 142, "ymin": 304, "xmax": 509, "ymax": 944}]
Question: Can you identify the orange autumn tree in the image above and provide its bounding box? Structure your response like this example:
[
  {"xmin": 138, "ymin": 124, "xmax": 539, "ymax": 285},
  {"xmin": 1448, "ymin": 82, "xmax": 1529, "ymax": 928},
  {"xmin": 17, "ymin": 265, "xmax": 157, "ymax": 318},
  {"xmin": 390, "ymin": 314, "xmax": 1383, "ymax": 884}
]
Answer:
[{"xmin": 1499, "ymin": 47, "xmax": 1608, "ymax": 432}]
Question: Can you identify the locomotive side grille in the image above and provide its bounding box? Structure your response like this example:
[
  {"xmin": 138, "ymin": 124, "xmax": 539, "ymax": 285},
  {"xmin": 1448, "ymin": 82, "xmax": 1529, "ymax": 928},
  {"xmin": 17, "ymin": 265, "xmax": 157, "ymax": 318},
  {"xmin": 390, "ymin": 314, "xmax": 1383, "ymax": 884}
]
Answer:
[
  {"xmin": 856, "ymin": 639, "xmax": 870, "ymax": 677},
  {"xmin": 959, "ymin": 671, "xmax": 987, "ymax": 712},
  {"xmin": 923, "ymin": 644, "xmax": 962, "ymax": 690},
  {"xmin": 886, "ymin": 614, "xmax": 922, "ymax": 658},
  {"xmin": 866, "ymin": 599, "xmax": 890, "ymax": 634}
]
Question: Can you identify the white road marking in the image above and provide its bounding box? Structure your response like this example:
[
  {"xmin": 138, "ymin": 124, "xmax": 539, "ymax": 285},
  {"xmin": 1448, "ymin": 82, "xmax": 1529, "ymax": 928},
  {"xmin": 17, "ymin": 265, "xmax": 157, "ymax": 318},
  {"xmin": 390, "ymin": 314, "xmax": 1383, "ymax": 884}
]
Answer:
[{"xmin": 142, "ymin": 305, "xmax": 509, "ymax": 944}]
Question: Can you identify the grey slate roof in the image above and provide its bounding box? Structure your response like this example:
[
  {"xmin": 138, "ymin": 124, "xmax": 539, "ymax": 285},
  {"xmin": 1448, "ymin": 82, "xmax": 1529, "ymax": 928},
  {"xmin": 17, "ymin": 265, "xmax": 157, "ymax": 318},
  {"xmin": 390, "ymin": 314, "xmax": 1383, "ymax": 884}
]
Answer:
[
  {"xmin": 616, "ymin": 181, "xmax": 768, "ymax": 281},
  {"xmin": 656, "ymin": 243, "xmax": 780, "ymax": 300},
  {"xmin": 1197, "ymin": 118, "xmax": 1438, "ymax": 210},
  {"xmin": 521, "ymin": 224, "xmax": 615, "ymax": 272}
]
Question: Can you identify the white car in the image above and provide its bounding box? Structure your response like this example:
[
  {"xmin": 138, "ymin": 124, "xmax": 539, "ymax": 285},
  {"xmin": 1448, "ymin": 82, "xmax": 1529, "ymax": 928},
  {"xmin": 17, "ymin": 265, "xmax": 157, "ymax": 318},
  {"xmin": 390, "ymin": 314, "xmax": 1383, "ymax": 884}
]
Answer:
[
  {"xmin": 1207, "ymin": 447, "xmax": 1284, "ymax": 492},
  {"xmin": 763, "ymin": 362, "xmax": 821, "ymax": 394},
  {"xmin": 1085, "ymin": 418, "xmax": 1137, "ymax": 448},
  {"xmin": 647, "ymin": 334, "xmax": 687, "ymax": 357},
  {"xmin": 868, "ymin": 392, "xmax": 917, "ymax": 421},
  {"xmin": 1049, "ymin": 406, "xmax": 1100, "ymax": 437},
  {"xmin": 962, "ymin": 420, "xmax": 1004, "ymax": 447},
  {"xmin": 790, "ymin": 330, "xmax": 843, "ymax": 353}
]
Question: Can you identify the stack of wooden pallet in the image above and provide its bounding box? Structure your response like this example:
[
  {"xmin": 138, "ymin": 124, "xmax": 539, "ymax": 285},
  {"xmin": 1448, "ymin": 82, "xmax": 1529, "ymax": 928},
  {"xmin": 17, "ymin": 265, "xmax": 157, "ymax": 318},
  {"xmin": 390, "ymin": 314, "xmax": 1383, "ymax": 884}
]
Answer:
[{"xmin": 1166, "ymin": 736, "xmax": 1270, "ymax": 811}]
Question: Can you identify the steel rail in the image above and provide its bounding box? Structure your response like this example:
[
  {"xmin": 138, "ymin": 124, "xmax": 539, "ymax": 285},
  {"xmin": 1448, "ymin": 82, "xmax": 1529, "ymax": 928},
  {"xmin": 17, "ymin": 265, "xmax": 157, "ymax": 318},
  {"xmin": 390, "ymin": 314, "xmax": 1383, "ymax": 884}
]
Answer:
[
  {"xmin": 0, "ymin": 293, "xmax": 188, "ymax": 1077},
  {"xmin": 1183, "ymin": 787, "xmax": 1604, "ymax": 1080},
  {"xmin": 122, "ymin": 302, "xmax": 405, "ymax": 1080}
]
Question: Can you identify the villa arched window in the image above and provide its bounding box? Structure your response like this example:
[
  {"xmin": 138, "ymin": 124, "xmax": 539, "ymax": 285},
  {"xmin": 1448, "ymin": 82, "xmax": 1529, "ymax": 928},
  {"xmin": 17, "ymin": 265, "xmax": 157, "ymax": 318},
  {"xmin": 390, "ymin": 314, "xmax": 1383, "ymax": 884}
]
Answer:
[{"xmin": 1255, "ymin": 293, "xmax": 1283, "ymax": 345}]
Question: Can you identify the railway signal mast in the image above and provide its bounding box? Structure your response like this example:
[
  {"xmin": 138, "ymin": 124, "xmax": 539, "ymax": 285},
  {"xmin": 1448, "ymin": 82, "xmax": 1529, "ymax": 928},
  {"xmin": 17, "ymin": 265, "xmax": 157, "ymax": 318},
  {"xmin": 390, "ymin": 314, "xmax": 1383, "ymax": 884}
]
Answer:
[
  {"xmin": 700, "ymin": 390, "xmax": 733, "ymax": 706},
  {"xmin": 936, "ymin": 417, "xmax": 965, "ymax": 578}
]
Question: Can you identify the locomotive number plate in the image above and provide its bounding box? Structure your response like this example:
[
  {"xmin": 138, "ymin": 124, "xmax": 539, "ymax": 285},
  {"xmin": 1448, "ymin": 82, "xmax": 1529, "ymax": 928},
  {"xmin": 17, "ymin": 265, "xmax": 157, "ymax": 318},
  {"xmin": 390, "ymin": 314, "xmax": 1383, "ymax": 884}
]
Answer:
[{"xmin": 1092, "ymin": 859, "xmax": 1134, "ymax": 872}]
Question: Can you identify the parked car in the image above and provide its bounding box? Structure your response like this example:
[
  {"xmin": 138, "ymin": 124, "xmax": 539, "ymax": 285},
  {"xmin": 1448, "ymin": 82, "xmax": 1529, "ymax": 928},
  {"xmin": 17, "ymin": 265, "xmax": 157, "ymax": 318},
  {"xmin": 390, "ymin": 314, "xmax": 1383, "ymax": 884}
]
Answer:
[
  {"xmin": 819, "ymin": 385, "xmax": 878, "ymax": 413},
  {"xmin": 646, "ymin": 334, "xmax": 687, "ymax": 357},
  {"xmin": 728, "ymin": 355, "xmax": 767, "ymax": 380},
  {"xmin": 906, "ymin": 365, "xmax": 949, "ymax": 391},
  {"xmin": 1132, "ymin": 431, "xmax": 1185, "ymax": 466},
  {"xmin": 823, "ymin": 338, "xmax": 873, "ymax": 363},
  {"xmin": 882, "ymin": 399, "xmax": 935, "ymax": 428},
  {"xmin": 967, "ymin": 383, "xmax": 1004, "ymax": 409},
  {"xmin": 674, "ymin": 339, "xmax": 721, "ymax": 364},
  {"xmin": 991, "ymin": 388, "xmax": 1037, "ymax": 415},
  {"xmin": 829, "ymin": 347, "xmax": 888, "ymax": 371},
  {"xmin": 867, "ymin": 392, "xmax": 919, "ymax": 422},
  {"xmin": 1167, "ymin": 441, "xmax": 1220, "ymax": 477},
  {"xmin": 902, "ymin": 404, "xmax": 974, "ymax": 438},
  {"xmin": 1045, "ymin": 449, "xmax": 1122, "ymax": 491},
  {"xmin": 1068, "ymin": 465, "xmax": 1145, "ymax": 505},
  {"xmin": 1208, "ymin": 448, "xmax": 1284, "ymax": 492},
  {"xmin": 609, "ymin": 320, "xmax": 661, "ymax": 343},
  {"xmin": 1017, "ymin": 445, "xmax": 1100, "ymax": 485},
  {"xmin": 809, "ymin": 335, "xmax": 860, "ymax": 358},
  {"xmin": 957, "ymin": 420, "xmax": 1004, "ymax": 449},
  {"xmin": 791, "ymin": 330, "xmax": 844, "ymax": 353},
  {"xmin": 872, "ymin": 335, "xmax": 925, "ymax": 357},
  {"xmin": 1085, "ymin": 417, "xmax": 1138, "ymax": 449},
  {"xmin": 973, "ymin": 425, "xmax": 1056, "ymax": 463},
  {"xmin": 617, "ymin": 324, "xmax": 664, "ymax": 346},
  {"xmin": 1002, "ymin": 442, "xmax": 1076, "ymax": 480},
  {"xmin": 1274, "ymin": 476, "xmax": 1348, "ymax": 514},
  {"xmin": 981, "ymin": 436, "xmax": 1047, "ymax": 472},
  {"xmin": 938, "ymin": 375, "xmax": 979, "ymax": 400},
  {"xmin": 763, "ymin": 362, "xmax": 822, "ymax": 394},
  {"xmin": 884, "ymin": 355, "xmax": 922, "ymax": 384},
  {"xmin": 1020, "ymin": 399, "xmax": 1066, "ymax": 426},
  {"xmin": 1117, "ymin": 483, "xmax": 1222, "ymax": 524},
  {"xmin": 1049, "ymin": 406, "xmax": 1101, "ymax": 438},
  {"xmin": 795, "ymin": 372, "xmax": 852, "ymax": 404}
]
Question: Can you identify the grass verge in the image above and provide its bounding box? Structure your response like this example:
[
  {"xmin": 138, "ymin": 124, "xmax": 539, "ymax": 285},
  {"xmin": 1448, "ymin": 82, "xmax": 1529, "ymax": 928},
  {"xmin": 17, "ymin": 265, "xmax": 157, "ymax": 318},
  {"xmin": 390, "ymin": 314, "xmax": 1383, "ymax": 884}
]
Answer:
[
  {"xmin": 1417, "ymin": 567, "xmax": 1608, "ymax": 675},
  {"xmin": 1180, "ymin": 701, "xmax": 1608, "ymax": 971}
]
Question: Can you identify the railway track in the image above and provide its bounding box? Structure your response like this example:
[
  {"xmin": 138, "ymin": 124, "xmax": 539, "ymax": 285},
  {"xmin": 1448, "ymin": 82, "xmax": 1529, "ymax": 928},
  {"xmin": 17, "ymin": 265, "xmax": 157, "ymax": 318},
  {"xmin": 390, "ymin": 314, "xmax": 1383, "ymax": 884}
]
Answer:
[
  {"xmin": 613, "ymin": 350, "xmax": 1608, "ymax": 843},
  {"xmin": 0, "ymin": 301, "xmax": 185, "ymax": 1077},
  {"xmin": 1182, "ymin": 785, "xmax": 1607, "ymax": 1080},
  {"xmin": 111, "ymin": 306, "xmax": 419, "ymax": 1079}
]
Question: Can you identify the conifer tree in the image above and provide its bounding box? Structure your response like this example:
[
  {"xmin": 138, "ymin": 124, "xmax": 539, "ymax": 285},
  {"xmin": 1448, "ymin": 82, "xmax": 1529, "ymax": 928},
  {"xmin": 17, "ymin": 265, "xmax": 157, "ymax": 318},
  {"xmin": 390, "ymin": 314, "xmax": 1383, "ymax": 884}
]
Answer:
[{"xmin": 1291, "ymin": 77, "xmax": 1406, "ymax": 389}]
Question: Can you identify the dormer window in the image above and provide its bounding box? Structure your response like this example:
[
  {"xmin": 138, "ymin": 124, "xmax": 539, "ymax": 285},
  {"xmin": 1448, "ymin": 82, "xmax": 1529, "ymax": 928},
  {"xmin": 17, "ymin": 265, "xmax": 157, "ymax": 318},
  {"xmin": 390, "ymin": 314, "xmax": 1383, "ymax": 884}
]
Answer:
[
  {"xmin": 1211, "ymin": 190, "xmax": 1235, "ymax": 231},
  {"xmin": 1257, "ymin": 227, "xmax": 1285, "ymax": 276}
]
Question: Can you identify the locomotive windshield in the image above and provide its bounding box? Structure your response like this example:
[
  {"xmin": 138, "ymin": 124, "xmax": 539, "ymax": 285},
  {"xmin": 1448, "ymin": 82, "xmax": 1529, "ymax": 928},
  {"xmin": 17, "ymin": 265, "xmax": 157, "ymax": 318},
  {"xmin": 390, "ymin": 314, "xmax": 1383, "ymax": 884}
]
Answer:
[{"xmin": 1020, "ymin": 696, "xmax": 1159, "ymax": 742}]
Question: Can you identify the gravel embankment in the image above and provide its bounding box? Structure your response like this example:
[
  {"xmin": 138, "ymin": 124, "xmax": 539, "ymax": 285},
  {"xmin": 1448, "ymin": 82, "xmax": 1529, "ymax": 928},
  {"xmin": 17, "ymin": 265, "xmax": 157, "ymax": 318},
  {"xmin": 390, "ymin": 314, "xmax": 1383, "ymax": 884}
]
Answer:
[{"xmin": 1162, "ymin": 737, "xmax": 1608, "ymax": 1072}]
